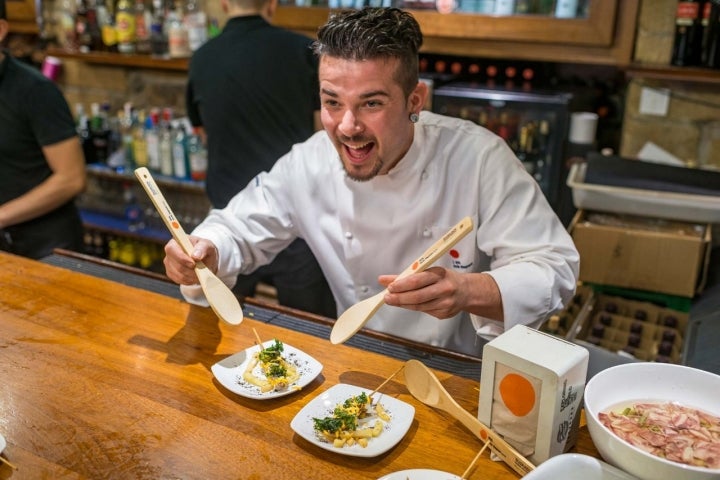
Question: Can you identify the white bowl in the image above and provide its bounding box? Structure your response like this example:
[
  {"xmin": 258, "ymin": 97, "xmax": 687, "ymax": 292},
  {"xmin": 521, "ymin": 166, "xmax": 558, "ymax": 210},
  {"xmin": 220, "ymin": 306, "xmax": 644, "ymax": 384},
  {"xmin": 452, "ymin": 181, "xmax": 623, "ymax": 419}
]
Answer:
[
  {"xmin": 584, "ymin": 362, "xmax": 720, "ymax": 480},
  {"xmin": 524, "ymin": 453, "xmax": 638, "ymax": 480}
]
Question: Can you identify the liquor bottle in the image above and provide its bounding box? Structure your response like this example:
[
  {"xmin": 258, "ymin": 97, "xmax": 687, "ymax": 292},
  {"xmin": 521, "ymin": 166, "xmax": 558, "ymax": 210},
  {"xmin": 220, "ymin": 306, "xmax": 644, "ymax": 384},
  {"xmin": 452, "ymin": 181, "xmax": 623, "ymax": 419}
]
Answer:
[
  {"xmin": 146, "ymin": 109, "xmax": 161, "ymax": 172},
  {"xmin": 134, "ymin": 0, "xmax": 152, "ymax": 54},
  {"xmin": 150, "ymin": 0, "xmax": 169, "ymax": 57},
  {"xmin": 671, "ymin": 0, "xmax": 704, "ymax": 66},
  {"xmin": 167, "ymin": 1, "xmax": 191, "ymax": 58},
  {"xmin": 75, "ymin": 0, "xmax": 92, "ymax": 52},
  {"xmin": 187, "ymin": 130, "xmax": 207, "ymax": 181},
  {"xmin": 116, "ymin": 0, "xmax": 137, "ymax": 54},
  {"xmin": 159, "ymin": 108, "xmax": 174, "ymax": 176},
  {"xmin": 184, "ymin": 0, "xmax": 208, "ymax": 52},
  {"xmin": 56, "ymin": 0, "xmax": 78, "ymax": 51},
  {"xmin": 701, "ymin": 0, "xmax": 720, "ymax": 67},
  {"xmin": 476, "ymin": 0, "xmax": 495, "ymax": 14},
  {"xmin": 555, "ymin": 0, "xmax": 578, "ymax": 18},
  {"xmin": 493, "ymin": 0, "xmax": 515, "ymax": 15},
  {"xmin": 172, "ymin": 123, "xmax": 190, "ymax": 179},
  {"xmin": 535, "ymin": 0, "xmax": 554, "ymax": 15},
  {"xmin": 85, "ymin": 0, "xmax": 104, "ymax": 51},
  {"xmin": 98, "ymin": 0, "xmax": 118, "ymax": 52},
  {"xmin": 514, "ymin": 0, "xmax": 532, "ymax": 14},
  {"xmin": 90, "ymin": 102, "xmax": 110, "ymax": 164},
  {"xmin": 132, "ymin": 110, "xmax": 149, "ymax": 168}
]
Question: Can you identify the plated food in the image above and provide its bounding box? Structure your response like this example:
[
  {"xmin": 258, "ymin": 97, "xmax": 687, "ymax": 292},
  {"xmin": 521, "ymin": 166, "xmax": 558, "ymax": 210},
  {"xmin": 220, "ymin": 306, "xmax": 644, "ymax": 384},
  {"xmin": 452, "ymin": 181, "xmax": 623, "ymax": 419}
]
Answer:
[
  {"xmin": 584, "ymin": 362, "xmax": 720, "ymax": 480},
  {"xmin": 291, "ymin": 383, "xmax": 414, "ymax": 458},
  {"xmin": 599, "ymin": 401, "xmax": 720, "ymax": 469},
  {"xmin": 211, "ymin": 340, "xmax": 322, "ymax": 400}
]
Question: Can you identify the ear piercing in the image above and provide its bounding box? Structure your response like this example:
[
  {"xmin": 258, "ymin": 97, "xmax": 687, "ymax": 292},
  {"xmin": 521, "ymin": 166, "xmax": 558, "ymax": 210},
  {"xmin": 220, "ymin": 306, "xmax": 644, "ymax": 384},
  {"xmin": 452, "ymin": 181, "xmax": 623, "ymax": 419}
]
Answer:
[{"xmin": 409, "ymin": 112, "xmax": 419, "ymax": 123}]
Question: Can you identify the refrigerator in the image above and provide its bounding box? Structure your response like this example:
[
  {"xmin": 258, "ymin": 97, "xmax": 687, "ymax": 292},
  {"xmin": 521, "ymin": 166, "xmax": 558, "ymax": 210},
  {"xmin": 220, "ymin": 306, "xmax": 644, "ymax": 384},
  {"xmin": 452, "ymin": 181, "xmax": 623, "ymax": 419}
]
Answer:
[{"xmin": 431, "ymin": 82, "xmax": 572, "ymax": 216}]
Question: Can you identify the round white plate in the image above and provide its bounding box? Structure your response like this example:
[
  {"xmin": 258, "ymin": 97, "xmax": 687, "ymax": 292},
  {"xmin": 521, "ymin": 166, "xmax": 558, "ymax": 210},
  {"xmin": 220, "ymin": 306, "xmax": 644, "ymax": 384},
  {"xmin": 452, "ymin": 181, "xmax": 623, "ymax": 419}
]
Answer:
[
  {"xmin": 291, "ymin": 383, "xmax": 415, "ymax": 458},
  {"xmin": 377, "ymin": 469, "xmax": 460, "ymax": 480},
  {"xmin": 211, "ymin": 341, "xmax": 323, "ymax": 400},
  {"xmin": 523, "ymin": 453, "xmax": 638, "ymax": 480}
]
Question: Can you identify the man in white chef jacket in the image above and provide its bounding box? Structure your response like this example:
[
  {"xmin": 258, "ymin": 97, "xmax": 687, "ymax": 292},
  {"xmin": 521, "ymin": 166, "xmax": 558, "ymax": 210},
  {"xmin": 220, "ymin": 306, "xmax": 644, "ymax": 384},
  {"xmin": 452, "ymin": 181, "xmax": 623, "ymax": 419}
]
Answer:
[{"xmin": 163, "ymin": 7, "xmax": 579, "ymax": 357}]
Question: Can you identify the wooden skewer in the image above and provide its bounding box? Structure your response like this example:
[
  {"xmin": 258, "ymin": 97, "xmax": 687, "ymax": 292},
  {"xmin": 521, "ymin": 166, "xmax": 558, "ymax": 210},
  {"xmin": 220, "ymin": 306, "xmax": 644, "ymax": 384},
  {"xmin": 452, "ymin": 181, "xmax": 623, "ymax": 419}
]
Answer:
[
  {"xmin": 0, "ymin": 455, "xmax": 18, "ymax": 470},
  {"xmin": 252, "ymin": 328, "xmax": 264, "ymax": 348},
  {"xmin": 460, "ymin": 439, "xmax": 490, "ymax": 480},
  {"xmin": 369, "ymin": 364, "xmax": 405, "ymax": 398}
]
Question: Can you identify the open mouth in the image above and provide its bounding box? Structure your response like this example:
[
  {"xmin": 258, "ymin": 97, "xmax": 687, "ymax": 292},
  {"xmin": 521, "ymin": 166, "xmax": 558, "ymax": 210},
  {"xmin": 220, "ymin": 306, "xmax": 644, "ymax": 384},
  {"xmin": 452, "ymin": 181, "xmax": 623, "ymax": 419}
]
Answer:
[{"xmin": 344, "ymin": 142, "xmax": 375, "ymax": 164}]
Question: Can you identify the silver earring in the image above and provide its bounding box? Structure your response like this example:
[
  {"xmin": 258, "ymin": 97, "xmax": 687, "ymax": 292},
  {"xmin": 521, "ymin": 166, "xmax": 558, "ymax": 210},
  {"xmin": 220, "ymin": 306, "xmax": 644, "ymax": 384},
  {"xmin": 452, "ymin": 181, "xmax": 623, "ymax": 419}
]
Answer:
[{"xmin": 409, "ymin": 112, "xmax": 419, "ymax": 123}]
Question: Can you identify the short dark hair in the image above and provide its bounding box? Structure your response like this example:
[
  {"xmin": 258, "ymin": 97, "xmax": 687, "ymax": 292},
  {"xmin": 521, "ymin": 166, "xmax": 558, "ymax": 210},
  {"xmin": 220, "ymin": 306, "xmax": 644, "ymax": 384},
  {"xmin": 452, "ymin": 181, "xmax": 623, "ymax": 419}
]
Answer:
[
  {"xmin": 312, "ymin": 7, "xmax": 423, "ymax": 97},
  {"xmin": 0, "ymin": 0, "xmax": 6, "ymax": 21}
]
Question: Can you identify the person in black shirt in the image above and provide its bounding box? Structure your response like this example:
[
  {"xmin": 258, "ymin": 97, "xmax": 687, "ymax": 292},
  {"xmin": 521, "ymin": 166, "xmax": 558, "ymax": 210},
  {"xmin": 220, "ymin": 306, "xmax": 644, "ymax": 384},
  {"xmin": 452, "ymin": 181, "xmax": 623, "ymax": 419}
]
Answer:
[
  {"xmin": 185, "ymin": 0, "xmax": 335, "ymax": 317},
  {"xmin": 0, "ymin": 0, "xmax": 87, "ymax": 260}
]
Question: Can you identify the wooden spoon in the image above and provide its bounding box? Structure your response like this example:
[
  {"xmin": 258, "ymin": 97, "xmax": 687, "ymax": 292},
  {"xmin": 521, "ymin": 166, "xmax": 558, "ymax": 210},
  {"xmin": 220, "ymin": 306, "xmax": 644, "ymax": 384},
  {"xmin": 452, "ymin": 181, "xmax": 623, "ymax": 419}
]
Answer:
[
  {"xmin": 134, "ymin": 167, "xmax": 243, "ymax": 325},
  {"xmin": 403, "ymin": 359, "xmax": 535, "ymax": 477},
  {"xmin": 329, "ymin": 216, "xmax": 473, "ymax": 344}
]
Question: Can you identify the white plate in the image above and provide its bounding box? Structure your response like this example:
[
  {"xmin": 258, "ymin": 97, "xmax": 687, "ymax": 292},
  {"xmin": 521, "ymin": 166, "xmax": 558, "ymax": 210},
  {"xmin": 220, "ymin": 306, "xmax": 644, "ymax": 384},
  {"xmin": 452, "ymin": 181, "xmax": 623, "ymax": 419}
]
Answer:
[
  {"xmin": 290, "ymin": 383, "xmax": 415, "ymax": 458},
  {"xmin": 0, "ymin": 433, "xmax": 5, "ymax": 453},
  {"xmin": 523, "ymin": 453, "xmax": 639, "ymax": 480},
  {"xmin": 211, "ymin": 341, "xmax": 323, "ymax": 399},
  {"xmin": 377, "ymin": 469, "xmax": 460, "ymax": 480}
]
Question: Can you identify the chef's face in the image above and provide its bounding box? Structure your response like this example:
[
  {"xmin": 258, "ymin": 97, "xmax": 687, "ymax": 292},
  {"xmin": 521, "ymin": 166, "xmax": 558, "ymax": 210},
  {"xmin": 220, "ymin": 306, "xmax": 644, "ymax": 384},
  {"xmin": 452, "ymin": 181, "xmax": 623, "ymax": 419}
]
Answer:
[{"xmin": 319, "ymin": 55, "xmax": 426, "ymax": 182}]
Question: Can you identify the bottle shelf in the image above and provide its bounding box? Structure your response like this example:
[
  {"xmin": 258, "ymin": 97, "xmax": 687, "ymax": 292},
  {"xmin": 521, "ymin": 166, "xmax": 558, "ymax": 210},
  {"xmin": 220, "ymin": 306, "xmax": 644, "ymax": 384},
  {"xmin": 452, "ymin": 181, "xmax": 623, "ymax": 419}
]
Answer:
[
  {"xmin": 47, "ymin": 47, "xmax": 190, "ymax": 71},
  {"xmin": 80, "ymin": 210, "xmax": 171, "ymax": 244},
  {"xmin": 86, "ymin": 163, "xmax": 205, "ymax": 193},
  {"xmin": 625, "ymin": 64, "xmax": 720, "ymax": 85}
]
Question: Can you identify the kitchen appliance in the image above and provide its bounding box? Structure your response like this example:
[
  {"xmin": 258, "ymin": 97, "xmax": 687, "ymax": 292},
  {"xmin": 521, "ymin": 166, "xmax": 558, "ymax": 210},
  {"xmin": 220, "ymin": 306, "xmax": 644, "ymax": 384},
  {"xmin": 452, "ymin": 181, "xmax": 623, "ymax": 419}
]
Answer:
[{"xmin": 432, "ymin": 82, "xmax": 572, "ymax": 214}]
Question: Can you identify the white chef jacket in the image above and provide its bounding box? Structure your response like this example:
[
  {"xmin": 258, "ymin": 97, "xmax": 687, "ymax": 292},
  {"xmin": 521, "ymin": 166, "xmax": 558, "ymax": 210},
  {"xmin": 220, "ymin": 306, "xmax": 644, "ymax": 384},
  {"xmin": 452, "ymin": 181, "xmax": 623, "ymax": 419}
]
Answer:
[{"xmin": 182, "ymin": 111, "xmax": 579, "ymax": 357}]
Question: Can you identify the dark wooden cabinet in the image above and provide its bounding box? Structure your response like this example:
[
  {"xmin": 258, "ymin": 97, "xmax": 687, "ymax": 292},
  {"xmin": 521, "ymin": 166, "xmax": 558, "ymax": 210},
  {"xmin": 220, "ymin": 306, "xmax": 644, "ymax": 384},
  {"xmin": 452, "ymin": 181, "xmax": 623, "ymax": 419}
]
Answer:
[{"xmin": 6, "ymin": 0, "xmax": 39, "ymax": 33}]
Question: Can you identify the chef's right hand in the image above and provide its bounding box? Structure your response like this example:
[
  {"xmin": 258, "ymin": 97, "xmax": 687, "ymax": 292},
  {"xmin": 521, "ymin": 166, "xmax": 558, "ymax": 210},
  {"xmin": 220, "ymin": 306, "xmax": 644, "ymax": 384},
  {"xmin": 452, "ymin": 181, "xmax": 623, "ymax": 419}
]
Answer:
[{"xmin": 163, "ymin": 236, "xmax": 219, "ymax": 285}]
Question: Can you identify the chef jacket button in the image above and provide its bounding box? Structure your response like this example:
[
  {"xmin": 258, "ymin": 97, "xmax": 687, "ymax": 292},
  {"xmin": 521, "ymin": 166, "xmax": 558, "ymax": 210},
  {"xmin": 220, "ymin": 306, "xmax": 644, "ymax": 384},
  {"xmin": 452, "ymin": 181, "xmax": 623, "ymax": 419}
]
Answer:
[
  {"xmin": 361, "ymin": 286, "xmax": 369, "ymax": 293},
  {"xmin": 421, "ymin": 170, "xmax": 429, "ymax": 181},
  {"xmin": 422, "ymin": 228, "xmax": 431, "ymax": 237},
  {"xmin": 344, "ymin": 231, "xmax": 353, "ymax": 239}
]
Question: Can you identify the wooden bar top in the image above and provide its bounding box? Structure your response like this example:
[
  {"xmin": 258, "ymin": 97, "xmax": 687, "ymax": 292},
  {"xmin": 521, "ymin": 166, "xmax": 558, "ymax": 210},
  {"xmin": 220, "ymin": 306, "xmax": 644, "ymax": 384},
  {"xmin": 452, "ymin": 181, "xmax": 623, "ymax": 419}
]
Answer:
[{"xmin": 0, "ymin": 251, "xmax": 601, "ymax": 479}]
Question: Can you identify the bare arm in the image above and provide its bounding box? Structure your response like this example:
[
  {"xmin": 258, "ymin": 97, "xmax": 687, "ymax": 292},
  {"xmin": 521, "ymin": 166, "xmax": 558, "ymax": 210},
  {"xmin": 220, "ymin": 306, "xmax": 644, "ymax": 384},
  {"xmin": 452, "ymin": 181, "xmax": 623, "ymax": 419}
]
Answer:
[
  {"xmin": 0, "ymin": 137, "xmax": 86, "ymax": 229},
  {"xmin": 380, "ymin": 267, "xmax": 504, "ymax": 321}
]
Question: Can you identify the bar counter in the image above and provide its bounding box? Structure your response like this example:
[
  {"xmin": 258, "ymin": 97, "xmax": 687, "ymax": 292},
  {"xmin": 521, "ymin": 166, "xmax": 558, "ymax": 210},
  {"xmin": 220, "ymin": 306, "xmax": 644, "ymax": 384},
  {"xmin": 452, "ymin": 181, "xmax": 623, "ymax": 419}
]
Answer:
[{"xmin": 0, "ymin": 251, "xmax": 602, "ymax": 479}]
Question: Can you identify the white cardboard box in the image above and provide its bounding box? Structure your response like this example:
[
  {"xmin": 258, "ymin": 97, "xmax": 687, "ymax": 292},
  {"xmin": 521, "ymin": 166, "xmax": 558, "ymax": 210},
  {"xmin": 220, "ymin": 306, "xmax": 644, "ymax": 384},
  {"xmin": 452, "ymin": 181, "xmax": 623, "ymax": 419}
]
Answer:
[{"xmin": 478, "ymin": 325, "xmax": 589, "ymax": 465}]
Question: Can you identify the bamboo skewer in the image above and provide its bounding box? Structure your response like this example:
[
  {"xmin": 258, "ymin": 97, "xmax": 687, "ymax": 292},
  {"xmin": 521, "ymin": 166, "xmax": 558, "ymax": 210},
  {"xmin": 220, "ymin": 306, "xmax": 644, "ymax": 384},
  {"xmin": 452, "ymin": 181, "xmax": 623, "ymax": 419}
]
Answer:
[
  {"xmin": 252, "ymin": 328, "xmax": 264, "ymax": 348},
  {"xmin": 369, "ymin": 364, "xmax": 405, "ymax": 398},
  {"xmin": 0, "ymin": 456, "xmax": 18, "ymax": 470},
  {"xmin": 460, "ymin": 439, "xmax": 491, "ymax": 479}
]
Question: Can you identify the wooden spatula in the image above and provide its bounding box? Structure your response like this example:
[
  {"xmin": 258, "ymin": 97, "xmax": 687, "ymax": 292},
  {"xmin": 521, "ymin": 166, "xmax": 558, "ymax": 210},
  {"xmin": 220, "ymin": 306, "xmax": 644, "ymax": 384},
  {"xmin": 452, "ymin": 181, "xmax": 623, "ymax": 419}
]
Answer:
[
  {"xmin": 134, "ymin": 167, "xmax": 243, "ymax": 325},
  {"xmin": 329, "ymin": 216, "xmax": 473, "ymax": 344}
]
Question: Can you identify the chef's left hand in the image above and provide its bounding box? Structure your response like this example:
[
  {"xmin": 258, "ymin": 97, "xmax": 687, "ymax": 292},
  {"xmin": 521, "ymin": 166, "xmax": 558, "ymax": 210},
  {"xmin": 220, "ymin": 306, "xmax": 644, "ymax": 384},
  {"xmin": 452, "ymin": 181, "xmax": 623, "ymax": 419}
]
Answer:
[{"xmin": 379, "ymin": 267, "xmax": 503, "ymax": 321}]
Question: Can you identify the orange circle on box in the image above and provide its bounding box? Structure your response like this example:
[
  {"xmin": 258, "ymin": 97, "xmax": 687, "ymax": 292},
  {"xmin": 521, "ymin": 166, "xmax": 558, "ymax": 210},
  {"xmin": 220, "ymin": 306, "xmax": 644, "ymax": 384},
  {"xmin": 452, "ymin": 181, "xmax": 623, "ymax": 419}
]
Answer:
[{"xmin": 498, "ymin": 373, "xmax": 536, "ymax": 417}]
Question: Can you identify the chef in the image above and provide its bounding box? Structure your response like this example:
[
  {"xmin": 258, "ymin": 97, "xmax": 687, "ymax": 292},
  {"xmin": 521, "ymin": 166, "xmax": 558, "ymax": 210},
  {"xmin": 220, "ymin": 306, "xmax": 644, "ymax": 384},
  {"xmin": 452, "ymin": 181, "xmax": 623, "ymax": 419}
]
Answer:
[{"xmin": 162, "ymin": 7, "xmax": 579, "ymax": 357}]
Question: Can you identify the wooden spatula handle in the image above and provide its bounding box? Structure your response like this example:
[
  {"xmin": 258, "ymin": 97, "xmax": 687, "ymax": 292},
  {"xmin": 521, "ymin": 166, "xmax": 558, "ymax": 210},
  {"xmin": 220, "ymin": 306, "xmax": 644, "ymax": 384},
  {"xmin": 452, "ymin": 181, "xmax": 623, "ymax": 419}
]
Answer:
[
  {"xmin": 134, "ymin": 167, "xmax": 195, "ymax": 256},
  {"xmin": 396, "ymin": 216, "xmax": 474, "ymax": 280}
]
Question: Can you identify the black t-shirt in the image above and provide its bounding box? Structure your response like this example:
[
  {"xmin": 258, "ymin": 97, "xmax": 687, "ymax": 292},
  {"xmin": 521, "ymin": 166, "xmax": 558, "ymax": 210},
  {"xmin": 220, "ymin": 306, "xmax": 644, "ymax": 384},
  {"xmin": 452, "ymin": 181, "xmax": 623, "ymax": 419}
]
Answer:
[
  {"xmin": 186, "ymin": 16, "xmax": 320, "ymax": 208},
  {"xmin": 0, "ymin": 52, "xmax": 83, "ymax": 259}
]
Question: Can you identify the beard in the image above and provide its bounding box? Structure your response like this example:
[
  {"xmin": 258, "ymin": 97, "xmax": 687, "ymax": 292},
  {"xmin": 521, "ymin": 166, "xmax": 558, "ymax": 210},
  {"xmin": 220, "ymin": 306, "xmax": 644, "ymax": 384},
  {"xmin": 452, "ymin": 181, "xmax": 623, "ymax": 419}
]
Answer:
[{"xmin": 343, "ymin": 157, "xmax": 384, "ymax": 182}]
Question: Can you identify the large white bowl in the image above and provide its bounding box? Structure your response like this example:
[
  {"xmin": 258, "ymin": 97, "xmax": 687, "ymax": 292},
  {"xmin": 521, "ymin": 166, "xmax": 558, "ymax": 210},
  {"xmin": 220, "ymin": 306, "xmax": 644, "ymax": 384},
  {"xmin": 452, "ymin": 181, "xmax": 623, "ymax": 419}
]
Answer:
[{"xmin": 584, "ymin": 362, "xmax": 720, "ymax": 480}]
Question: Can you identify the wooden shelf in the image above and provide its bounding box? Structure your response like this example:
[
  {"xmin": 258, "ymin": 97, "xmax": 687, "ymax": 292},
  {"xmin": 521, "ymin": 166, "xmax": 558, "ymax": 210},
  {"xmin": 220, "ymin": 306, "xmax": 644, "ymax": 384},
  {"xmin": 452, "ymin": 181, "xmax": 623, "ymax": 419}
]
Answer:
[
  {"xmin": 8, "ymin": 21, "xmax": 39, "ymax": 34},
  {"xmin": 625, "ymin": 64, "xmax": 720, "ymax": 86},
  {"xmin": 46, "ymin": 47, "xmax": 190, "ymax": 71},
  {"xmin": 274, "ymin": 0, "xmax": 640, "ymax": 66}
]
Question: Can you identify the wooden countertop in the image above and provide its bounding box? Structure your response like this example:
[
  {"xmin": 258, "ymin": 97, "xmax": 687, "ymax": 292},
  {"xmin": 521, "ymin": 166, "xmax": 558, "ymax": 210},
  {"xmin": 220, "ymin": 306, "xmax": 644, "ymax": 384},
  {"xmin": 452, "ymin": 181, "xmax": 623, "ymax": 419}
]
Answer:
[{"xmin": 0, "ymin": 251, "xmax": 601, "ymax": 479}]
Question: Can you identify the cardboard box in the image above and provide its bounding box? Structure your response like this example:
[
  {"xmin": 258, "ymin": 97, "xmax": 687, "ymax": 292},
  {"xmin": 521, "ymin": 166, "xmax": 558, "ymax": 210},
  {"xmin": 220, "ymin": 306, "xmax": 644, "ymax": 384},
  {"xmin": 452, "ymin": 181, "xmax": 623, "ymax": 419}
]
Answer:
[
  {"xmin": 478, "ymin": 325, "xmax": 589, "ymax": 465},
  {"xmin": 570, "ymin": 210, "xmax": 712, "ymax": 297}
]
